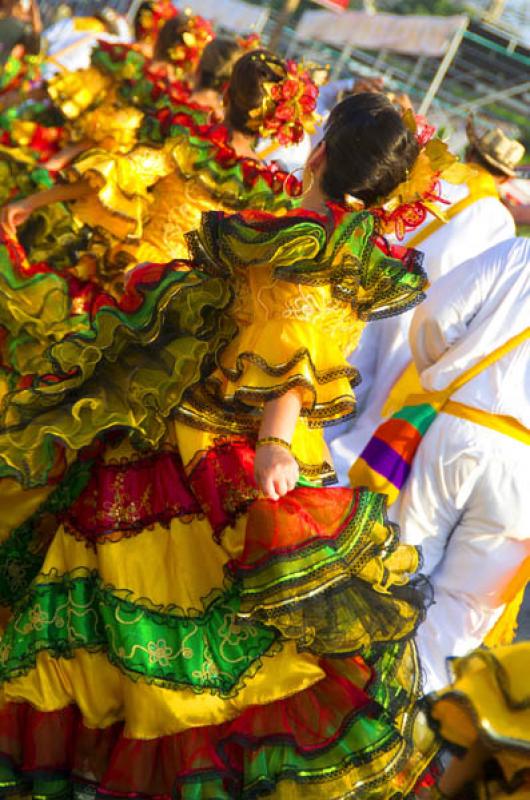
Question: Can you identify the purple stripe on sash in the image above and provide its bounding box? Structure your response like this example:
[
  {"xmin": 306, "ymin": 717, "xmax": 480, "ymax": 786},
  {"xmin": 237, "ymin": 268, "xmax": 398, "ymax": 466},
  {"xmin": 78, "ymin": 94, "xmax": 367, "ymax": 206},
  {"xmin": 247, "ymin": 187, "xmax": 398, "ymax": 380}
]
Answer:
[{"xmin": 361, "ymin": 436, "xmax": 411, "ymax": 489}]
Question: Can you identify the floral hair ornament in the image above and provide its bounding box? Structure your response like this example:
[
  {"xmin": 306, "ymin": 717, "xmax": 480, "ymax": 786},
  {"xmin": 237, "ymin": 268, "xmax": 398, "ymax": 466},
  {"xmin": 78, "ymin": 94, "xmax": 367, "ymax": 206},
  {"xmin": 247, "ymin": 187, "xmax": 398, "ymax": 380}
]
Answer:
[
  {"xmin": 168, "ymin": 11, "xmax": 214, "ymax": 77},
  {"xmin": 247, "ymin": 56, "xmax": 320, "ymax": 146},
  {"xmin": 137, "ymin": 0, "xmax": 178, "ymax": 44},
  {"xmin": 373, "ymin": 109, "xmax": 471, "ymax": 240},
  {"xmin": 235, "ymin": 32, "xmax": 261, "ymax": 51}
]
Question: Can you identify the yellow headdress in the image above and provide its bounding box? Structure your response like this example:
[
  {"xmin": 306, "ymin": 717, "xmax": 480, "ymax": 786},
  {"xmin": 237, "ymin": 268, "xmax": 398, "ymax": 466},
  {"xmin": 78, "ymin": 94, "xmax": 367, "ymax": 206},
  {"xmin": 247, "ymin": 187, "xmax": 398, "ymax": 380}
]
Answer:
[{"xmin": 373, "ymin": 110, "xmax": 471, "ymax": 239}]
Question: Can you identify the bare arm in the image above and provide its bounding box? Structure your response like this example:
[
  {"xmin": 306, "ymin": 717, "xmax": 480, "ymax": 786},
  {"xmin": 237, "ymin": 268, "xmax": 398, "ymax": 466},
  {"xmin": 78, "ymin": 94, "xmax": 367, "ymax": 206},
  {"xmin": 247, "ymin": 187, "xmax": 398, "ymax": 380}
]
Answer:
[
  {"xmin": 1, "ymin": 178, "xmax": 94, "ymax": 232},
  {"xmin": 30, "ymin": 0, "xmax": 42, "ymax": 35},
  {"xmin": 254, "ymin": 390, "xmax": 302, "ymax": 500},
  {"xmin": 45, "ymin": 140, "xmax": 93, "ymax": 171}
]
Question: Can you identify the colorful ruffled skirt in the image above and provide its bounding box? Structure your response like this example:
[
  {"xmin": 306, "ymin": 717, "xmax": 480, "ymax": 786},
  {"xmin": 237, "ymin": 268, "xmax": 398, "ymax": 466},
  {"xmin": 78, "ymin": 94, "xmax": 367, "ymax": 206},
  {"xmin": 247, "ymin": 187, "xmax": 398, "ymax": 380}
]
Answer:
[
  {"xmin": 0, "ymin": 257, "xmax": 436, "ymax": 798},
  {"xmin": 0, "ymin": 429, "xmax": 436, "ymax": 799},
  {"xmin": 425, "ymin": 645, "xmax": 530, "ymax": 800}
]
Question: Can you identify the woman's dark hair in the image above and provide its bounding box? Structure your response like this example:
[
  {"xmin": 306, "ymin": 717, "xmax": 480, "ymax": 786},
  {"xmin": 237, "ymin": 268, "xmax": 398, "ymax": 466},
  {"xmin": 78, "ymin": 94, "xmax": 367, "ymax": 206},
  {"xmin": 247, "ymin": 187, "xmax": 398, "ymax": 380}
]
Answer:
[
  {"xmin": 133, "ymin": 2, "xmax": 152, "ymax": 40},
  {"xmin": 322, "ymin": 93, "xmax": 420, "ymax": 207},
  {"xmin": 465, "ymin": 145, "xmax": 506, "ymax": 178},
  {"xmin": 195, "ymin": 37, "xmax": 241, "ymax": 92},
  {"xmin": 225, "ymin": 48, "xmax": 286, "ymax": 136},
  {"xmin": 154, "ymin": 16, "xmax": 191, "ymax": 62}
]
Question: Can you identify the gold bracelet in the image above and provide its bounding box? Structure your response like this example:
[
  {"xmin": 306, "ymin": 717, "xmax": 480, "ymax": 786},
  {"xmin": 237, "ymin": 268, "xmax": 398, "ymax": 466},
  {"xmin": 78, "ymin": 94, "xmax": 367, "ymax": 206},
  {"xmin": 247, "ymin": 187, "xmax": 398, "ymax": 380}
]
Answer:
[{"xmin": 255, "ymin": 436, "xmax": 292, "ymax": 453}]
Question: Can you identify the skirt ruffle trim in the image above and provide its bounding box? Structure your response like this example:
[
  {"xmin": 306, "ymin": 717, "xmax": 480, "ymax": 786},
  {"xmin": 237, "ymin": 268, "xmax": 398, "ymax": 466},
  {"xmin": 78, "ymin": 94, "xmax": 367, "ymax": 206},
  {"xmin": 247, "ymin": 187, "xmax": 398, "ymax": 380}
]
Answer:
[{"xmin": 0, "ymin": 650, "xmax": 436, "ymax": 800}]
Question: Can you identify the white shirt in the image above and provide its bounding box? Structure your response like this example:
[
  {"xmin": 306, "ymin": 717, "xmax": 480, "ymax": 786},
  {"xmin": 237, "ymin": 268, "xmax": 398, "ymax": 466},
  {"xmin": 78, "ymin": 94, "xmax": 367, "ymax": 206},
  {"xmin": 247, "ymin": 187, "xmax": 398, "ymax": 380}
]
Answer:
[
  {"xmin": 327, "ymin": 178, "xmax": 516, "ymax": 485},
  {"xmin": 397, "ymin": 238, "xmax": 530, "ymax": 692},
  {"xmin": 255, "ymin": 133, "xmax": 312, "ymax": 174},
  {"xmin": 42, "ymin": 17, "xmax": 132, "ymax": 78}
]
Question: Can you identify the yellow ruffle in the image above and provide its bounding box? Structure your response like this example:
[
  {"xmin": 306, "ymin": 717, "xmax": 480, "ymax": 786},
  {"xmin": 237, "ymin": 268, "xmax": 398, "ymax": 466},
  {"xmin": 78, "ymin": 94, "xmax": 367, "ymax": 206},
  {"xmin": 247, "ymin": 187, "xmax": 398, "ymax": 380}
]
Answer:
[
  {"xmin": 1, "ymin": 645, "xmax": 324, "ymax": 739},
  {"xmin": 38, "ymin": 516, "xmax": 244, "ymax": 612},
  {"xmin": 78, "ymin": 103, "xmax": 144, "ymax": 154},
  {"xmin": 47, "ymin": 67, "xmax": 112, "ymax": 121},
  {"xmin": 429, "ymin": 644, "xmax": 530, "ymax": 783},
  {"xmin": 69, "ymin": 145, "xmax": 174, "ymax": 240},
  {"xmin": 216, "ymin": 318, "xmax": 358, "ymax": 423},
  {"xmin": 0, "ymin": 480, "xmax": 54, "ymax": 544},
  {"xmin": 120, "ymin": 171, "xmax": 230, "ymax": 264}
]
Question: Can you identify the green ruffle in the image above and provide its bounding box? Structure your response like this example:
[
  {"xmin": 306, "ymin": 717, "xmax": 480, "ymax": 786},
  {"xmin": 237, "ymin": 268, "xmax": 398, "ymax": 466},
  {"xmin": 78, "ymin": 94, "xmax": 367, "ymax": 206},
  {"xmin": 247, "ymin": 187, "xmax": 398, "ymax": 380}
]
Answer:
[
  {"xmin": 19, "ymin": 201, "xmax": 90, "ymax": 269},
  {"xmin": 140, "ymin": 106, "xmax": 210, "ymax": 145},
  {"xmin": 143, "ymin": 118, "xmax": 300, "ymax": 213},
  {"xmin": 0, "ymin": 54, "xmax": 40, "ymax": 93},
  {"xmin": 0, "ymin": 209, "xmax": 425, "ymax": 488},
  {"xmin": 0, "ymin": 241, "xmax": 90, "ymax": 378},
  {"xmin": 90, "ymin": 43, "xmax": 146, "ymax": 85},
  {"xmin": 232, "ymin": 488, "xmax": 423, "ymax": 656},
  {"xmin": 0, "ymin": 150, "xmax": 54, "ymax": 205},
  {"xmin": 188, "ymin": 208, "xmax": 426, "ymax": 320},
  {"xmin": 172, "ymin": 125, "xmax": 300, "ymax": 213},
  {"xmin": 0, "ymin": 568, "xmax": 279, "ymax": 695},
  {"xmin": 0, "ymin": 266, "xmax": 235, "ymax": 486}
]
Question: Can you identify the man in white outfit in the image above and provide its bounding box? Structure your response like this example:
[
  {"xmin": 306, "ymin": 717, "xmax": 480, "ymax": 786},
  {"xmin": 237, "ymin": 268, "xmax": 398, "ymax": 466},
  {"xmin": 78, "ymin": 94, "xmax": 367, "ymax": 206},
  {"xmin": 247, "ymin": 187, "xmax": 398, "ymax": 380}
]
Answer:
[
  {"xmin": 42, "ymin": 9, "xmax": 132, "ymax": 78},
  {"xmin": 396, "ymin": 237, "xmax": 530, "ymax": 693},
  {"xmin": 328, "ymin": 122, "xmax": 522, "ymax": 484}
]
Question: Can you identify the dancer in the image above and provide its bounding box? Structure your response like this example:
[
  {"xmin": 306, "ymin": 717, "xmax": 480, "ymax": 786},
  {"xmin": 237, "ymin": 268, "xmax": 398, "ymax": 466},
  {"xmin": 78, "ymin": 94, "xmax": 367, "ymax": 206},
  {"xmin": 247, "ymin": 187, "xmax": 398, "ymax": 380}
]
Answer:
[
  {"xmin": 329, "ymin": 120, "xmax": 522, "ymax": 484},
  {"xmin": 352, "ymin": 237, "xmax": 530, "ymax": 694},
  {"xmin": 1, "ymin": 49, "xmax": 314, "ymax": 288},
  {"xmin": 0, "ymin": 93, "xmax": 436, "ymax": 799},
  {"xmin": 0, "ymin": 10, "xmax": 214, "ymax": 222},
  {"xmin": 133, "ymin": 0, "xmax": 178, "ymax": 55},
  {"xmin": 421, "ymin": 643, "xmax": 530, "ymax": 799},
  {"xmin": 0, "ymin": 47, "xmax": 314, "ymax": 437}
]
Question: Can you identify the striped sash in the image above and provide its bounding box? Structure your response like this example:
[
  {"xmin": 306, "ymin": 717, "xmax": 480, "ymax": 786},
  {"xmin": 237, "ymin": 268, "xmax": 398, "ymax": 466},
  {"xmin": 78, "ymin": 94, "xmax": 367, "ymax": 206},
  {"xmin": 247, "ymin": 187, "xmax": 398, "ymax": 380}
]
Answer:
[{"xmin": 349, "ymin": 328, "xmax": 530, "ymax": 503}]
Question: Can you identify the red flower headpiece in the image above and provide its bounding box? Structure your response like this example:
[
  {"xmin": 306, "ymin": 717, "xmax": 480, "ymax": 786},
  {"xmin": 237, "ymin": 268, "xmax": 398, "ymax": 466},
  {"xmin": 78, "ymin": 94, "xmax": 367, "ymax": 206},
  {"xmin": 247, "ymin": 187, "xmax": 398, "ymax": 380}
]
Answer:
[
  {"xmin": 247, "ymin": 57, "xmax": 320, "ymax": 146},
  {"xmin": 137, "ymin": 0, "xmax": 178, "ymax": 45},
  {"xmin": 235, "ymin": 33, "xmax": 261, "ymax": 51},
  {"xmin": 168, "ymin": 13, "xmax": 214, "ymax": 78},
  {"xmin": 371, "ymin": 110, "xmax": 469, "ymax": 239}
]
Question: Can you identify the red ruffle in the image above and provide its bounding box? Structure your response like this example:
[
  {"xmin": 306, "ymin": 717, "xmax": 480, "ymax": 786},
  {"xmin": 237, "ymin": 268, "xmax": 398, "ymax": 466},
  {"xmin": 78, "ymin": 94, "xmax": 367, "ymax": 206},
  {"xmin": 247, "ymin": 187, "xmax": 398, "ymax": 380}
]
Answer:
[
  {"xmin": 64, "ymin": 437, "xmax": 258, "ymax": 543},
  {"xmin": 232, "ymin": 487, "xmax": 358, "ymax": 571},
  {"xmin": 0, "ymin": 658, "xmax": 374, "ymax": 798}
]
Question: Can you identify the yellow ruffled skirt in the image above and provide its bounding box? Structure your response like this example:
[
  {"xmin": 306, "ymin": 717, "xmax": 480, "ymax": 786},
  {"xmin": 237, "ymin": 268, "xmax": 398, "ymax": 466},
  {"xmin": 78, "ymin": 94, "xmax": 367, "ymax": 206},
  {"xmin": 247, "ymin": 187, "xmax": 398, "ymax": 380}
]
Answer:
[
  {"xmin": 427, "ymin": 644, "xmax": 530, "ymax": 798},
  {"xmin": 0, "ymin": 423, "xmax": 436, "ymax": 799}
]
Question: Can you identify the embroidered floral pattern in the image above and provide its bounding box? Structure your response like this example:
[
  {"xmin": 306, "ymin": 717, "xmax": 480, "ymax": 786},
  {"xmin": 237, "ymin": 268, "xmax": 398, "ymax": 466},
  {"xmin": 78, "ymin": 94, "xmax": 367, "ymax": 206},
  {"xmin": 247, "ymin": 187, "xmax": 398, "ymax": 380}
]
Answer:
[{"xmin": 0, "ymin": 570, "xmax": 279, "ymax": 695}]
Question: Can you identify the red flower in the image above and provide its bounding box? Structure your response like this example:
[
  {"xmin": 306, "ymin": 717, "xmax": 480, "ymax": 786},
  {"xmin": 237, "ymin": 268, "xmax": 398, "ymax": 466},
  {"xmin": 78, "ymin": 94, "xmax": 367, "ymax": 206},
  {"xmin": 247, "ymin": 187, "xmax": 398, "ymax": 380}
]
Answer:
[
  {"xmin": 414, "ymin": 114, "xmax": 436, "ymax": 146},
  {"xmin": 281, "ymin": 79, "xmax": 300, "ymax": 100}
]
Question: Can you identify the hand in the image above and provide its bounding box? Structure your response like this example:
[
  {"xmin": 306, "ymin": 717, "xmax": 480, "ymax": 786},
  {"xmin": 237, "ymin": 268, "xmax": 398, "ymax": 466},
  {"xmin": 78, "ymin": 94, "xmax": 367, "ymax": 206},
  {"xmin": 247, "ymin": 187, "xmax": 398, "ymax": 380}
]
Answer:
[
  {"xmin": 1, "ymin": 198, "xmax": 34, "ymax": 233},
  {"xmin": 254, "ymin": 444, "xmax": 299, "ymax": 501},
  {"xmin": 44, "ymin": 154, "xmax": 67, "ymax": 172}
]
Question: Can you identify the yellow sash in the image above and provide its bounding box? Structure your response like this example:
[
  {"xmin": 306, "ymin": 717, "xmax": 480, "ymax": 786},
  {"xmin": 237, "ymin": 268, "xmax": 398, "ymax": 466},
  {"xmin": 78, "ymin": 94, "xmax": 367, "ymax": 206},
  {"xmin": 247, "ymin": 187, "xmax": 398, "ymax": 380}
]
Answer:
[
  {"xmin": 443, "ymin": 401, "xmax": 530, "ymax": 446},
  {"xmin": 381, "ymin": 168, "xmax": 502, "ymax": 419},
  {"xmin": 73, "ymin": 18, "xmax": 107, "ymax": 33}
]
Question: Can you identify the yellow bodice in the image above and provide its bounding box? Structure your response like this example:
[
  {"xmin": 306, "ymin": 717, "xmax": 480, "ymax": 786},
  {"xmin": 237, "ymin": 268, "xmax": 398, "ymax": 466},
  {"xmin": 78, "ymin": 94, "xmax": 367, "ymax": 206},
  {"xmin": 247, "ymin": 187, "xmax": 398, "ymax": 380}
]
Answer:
[{"xmin": 230, "ymin": 261, "xmax": 365, "ymax": 359}]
